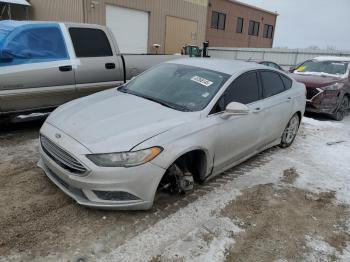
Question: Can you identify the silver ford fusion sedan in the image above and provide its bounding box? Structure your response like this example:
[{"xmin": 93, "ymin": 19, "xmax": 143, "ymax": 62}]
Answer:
[{"xmin": 38, "ymin": 58, "xmax": 306, "ymax": 210}]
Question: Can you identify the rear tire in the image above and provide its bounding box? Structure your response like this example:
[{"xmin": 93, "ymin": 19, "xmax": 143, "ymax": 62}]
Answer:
[
  {"xmin": 280, "ymin": 114, "xmax": 300, "ymax": 148},
  {"xmin": 332, "ymin": 96, "xmax": 348, "ymax": 121}
]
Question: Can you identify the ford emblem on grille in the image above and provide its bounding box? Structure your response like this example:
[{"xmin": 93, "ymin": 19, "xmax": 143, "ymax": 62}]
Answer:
[{"xmin": 55, "ymin": 133, "xmax": 62, "ymax": 139}]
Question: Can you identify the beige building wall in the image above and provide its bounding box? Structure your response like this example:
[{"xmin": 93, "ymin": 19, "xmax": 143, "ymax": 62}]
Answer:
[
  {"xmin": 83, "ymin": 0, "xmax": 208, "ymax": 53},
  {"xmin": 206, "ymin": 0, "xmax": 277, "ymax": 48},
  {"xmin": 27, "ymin": 0, "xmax": 208, "ymax": 54},
  {"xmin": 29, "ymin": 0, "xmax": 85, "ymax": 23}
]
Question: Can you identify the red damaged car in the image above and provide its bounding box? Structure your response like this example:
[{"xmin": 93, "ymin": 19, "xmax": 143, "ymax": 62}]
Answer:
[{"xmin": 290, "ymin": 57, "xmax": 350, "ymax": 120}]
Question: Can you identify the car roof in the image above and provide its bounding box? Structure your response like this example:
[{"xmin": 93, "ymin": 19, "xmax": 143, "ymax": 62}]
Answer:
[
  {"xmin": 168, "ymin": 58, "xmax": 267, "ymax": 75},
  {"xmin": 313, "ymin": 56, "xmax": 350, "ymax": 62}
]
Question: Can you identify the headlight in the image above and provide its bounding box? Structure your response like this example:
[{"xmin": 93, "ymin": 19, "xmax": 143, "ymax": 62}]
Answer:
[
  {"xmin": 86, "ymin": 147, "xmax": 163, "ymax": 167},
  {"xmin": 321, "ymin": 82, "xmax": 343, "ymax": 91}
]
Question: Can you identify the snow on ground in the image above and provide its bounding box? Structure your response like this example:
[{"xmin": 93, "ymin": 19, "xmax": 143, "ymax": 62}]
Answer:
[
  {"xmin": 305, "ymin": 235, "xmax": 350, "ymax": 262},
  {"xmin": 101, "ymin": 116, "xmax": 350, "ymax": 262}
]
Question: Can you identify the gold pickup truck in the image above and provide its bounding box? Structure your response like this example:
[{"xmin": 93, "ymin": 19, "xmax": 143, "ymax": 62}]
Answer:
[{"xmin": 0, "ymin": 20, "xmax": 179, "ymax": 123}]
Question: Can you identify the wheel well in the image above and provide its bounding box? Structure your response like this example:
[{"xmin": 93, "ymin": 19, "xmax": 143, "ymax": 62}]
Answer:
[
  {"xmin": 170, "ymin": 150, "xmax": 207, "ymax": 182},
  {"xmin": 296, "ymin": 111, "xmax": 302, "ymax": 121},
  {"xmin": 294, "ymin": 111, "xmax": 302, "ymax": 126}
]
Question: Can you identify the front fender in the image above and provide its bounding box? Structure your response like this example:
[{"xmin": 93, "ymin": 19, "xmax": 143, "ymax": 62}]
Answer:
[{"xmin": 134, "ymin": 126, "xmax": 216, "ymax": 178}]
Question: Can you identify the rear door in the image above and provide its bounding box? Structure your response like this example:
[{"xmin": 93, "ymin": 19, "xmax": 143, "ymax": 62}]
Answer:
[
  {"xmin": 258, "ymin": 70, "xmax": 293, "ymax": 144},
  {"xmin": 0, "ymin": 24, "xmax": 76, "ymax": 113},
  {"xmin": 68, "ymin": 26, "xmax": 123, "ymax": 97}
]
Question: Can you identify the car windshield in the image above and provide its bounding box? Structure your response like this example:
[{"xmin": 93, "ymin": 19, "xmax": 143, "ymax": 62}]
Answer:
[
  {"xmin": 294, "ymin": 60, "xmax": 349, "ymax": 76},
  {"xmin": 119, "ymin": 63, "xmax": 230, "ymax": 112}
]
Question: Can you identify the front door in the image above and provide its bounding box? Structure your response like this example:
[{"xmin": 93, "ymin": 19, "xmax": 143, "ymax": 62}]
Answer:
[
  {"xmin": 0, "ymin": 24, "xmax": 75, "ymax": 113},
  {"xmin": 210, "ymin": 71, "xmax": 265, "ymax": 173}
]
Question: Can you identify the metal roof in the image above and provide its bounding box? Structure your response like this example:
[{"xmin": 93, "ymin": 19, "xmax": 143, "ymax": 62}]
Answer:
[{"xmin": 0, "ymin": 0, "xmax": 30, "ymax": 6}]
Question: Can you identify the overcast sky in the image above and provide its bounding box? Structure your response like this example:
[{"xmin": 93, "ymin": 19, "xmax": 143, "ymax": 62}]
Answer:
[{"xmin": 238, "ymin": 0, "xmax": 350, "ymax": 50}]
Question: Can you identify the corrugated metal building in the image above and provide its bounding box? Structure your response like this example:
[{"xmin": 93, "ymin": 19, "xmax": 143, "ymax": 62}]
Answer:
[{"xmin": 26, "ymin": 0, "xmax": 209, "ymax": 54}]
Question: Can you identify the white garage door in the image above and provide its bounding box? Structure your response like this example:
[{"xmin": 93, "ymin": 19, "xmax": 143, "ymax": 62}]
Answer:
[{"xmin": 106, "ymin": 5, "xmax": 149, "ymax": 54}]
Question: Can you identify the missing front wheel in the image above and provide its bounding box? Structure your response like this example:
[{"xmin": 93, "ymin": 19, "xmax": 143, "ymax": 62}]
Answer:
[{"xmin": 158, "ymin": 164, "xmax": 194, "ymax": 194}]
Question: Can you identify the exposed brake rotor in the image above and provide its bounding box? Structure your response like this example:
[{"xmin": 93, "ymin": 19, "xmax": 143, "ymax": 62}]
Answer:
[{"xmin": 159, "ymin": 164, "xmax": 194, "ymax": 194}]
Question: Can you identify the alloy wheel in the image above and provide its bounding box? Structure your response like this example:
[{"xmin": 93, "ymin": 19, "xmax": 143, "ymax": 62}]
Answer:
[
  {"xmin": 335, "ymin": 97, "xmax": 349, "ymax": 121},
  {"xmin": 281, "ymin": 114, "xmax": 300, "ymax": 146}
]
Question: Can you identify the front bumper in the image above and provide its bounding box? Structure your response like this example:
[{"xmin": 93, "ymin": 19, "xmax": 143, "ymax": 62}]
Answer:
[
  {"xmin": 37, "ymin": 123, "xmax": 166, "ymax": 210},
  {"xmin": 306, "ymin": 91, "xmax": 340, "ymax": 115}
]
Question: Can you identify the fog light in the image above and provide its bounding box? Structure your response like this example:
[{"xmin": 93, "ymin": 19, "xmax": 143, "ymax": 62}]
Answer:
[{"xmin": 93, "ymin": 191, "xmax": 140, "ymax": 201}]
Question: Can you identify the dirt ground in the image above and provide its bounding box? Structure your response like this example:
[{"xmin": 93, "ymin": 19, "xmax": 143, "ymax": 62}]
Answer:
[
  {"xmin": 1, "ymin": 115, "xmax": 350, "ymax": 261},
  {"xmin": 222, "ymin": 175, "xmax": 350, "ymax": 262},
  {"xmin": 0, "ymin": 122, "xmax": 187, "ymax": 260}
]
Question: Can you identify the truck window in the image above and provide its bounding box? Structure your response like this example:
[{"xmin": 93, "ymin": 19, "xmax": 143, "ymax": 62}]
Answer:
[
  {"xmin": 0, "ymin": 25, "xmax": 69, "ymax": 66},
  {"xmin": 69, "ymin": 28, "xmax": 113, "ymax": 58}
]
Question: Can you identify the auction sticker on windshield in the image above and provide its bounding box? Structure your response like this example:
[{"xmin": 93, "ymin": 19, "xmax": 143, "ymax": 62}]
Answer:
[
  {"xmin": 191, "ymin": 76, "xmax": 213, "ymax": 87},
  {"xmin": 296, "ymin": 66, "xmax": 306, "ymax": 72}
]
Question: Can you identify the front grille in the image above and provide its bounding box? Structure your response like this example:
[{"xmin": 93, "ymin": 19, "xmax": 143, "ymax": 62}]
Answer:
[
  {"xmin": 306, "ymin": 88, "xmax": 320, "ymax": 100},
  {"xmin": 48, "ymin": 167, "xmax": 87, "ymax": 199},
  {"xmin": 40, "ymin": 135, "xmax": 87, "ymax": 175}
]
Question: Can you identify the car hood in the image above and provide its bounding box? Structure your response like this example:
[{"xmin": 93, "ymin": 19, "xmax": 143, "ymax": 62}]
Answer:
[
  {"xmin": 290, "ymin": 73, "xmax": 341, "ymax": 88},
  {"xmin": 47, "ymin": 89, "xmax": 198, "ymax": 153}
]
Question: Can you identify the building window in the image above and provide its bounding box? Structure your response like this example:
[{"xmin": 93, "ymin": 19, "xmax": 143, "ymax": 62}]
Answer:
[
  {"xmin": 211, "ymin": 11, "xmax": 226, "ymax": 30},
  {"xmin": 236, "ymin": 17, "xmax": 244, "ymax": 33},
  {"xmin": 248, "ymin": 20, "xmax": 260, "ymax": 36},
  {"xmin": 263, "ymin": 24, "xmax": 274, "ymax": 39}
]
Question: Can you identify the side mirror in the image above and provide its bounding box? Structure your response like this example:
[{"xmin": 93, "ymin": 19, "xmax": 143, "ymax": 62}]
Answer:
[{"xmin": 221, "ymin": 102, "xmax": 249, "ymax": 118}]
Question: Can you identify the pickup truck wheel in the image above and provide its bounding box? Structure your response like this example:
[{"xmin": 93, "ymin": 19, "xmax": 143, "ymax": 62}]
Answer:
[
  {"xmin": 332, "ymin": 96, "xmax": 348, "ymax": 121},
  {"xmin": 0, "ymin": 116, "xmax": 10, "ymax": 127},
  {"xmin": 280, "ymin": 114, "xmax": 300, "ymax": 148}
]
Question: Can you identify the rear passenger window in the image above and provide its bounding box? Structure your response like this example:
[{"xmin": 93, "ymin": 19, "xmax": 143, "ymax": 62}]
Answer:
[
  {"xmin": 69, "ymin": 28, "xmax": 113, "ymax": 57},
  {"xmin": 260, "ymin": 71, "xmax": 285, "ymax": 98},
  {"xmin": 225, "ymin": 71, "xmax": 260, "ymax": 105},
  {"xmin": 281, "ymin": 74, "xmax": 292, "ymax": 90}
]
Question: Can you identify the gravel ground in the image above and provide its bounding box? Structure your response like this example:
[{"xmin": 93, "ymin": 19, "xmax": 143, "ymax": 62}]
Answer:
[{"xmin": 0, "ymin": 115, "xmax": 350, "ymax": 261}]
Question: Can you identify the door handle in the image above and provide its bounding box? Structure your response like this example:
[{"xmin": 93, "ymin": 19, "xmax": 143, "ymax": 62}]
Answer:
[
  {"xmin": 252, "ymin": 107, "xmax": 261, "ymax": 113},
  {"xmin": 59, "ymin": 65, "xmax": 72, "ymax": 72},
  {"xmin": 286, "ymin": 97, "xmax": 292, "ymax": 102},
  {"xmin": 105, "ymin": 63, "xmax": 116, "ymax": 69}
]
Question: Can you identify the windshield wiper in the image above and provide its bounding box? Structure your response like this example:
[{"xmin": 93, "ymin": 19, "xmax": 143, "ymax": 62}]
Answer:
[
  {"xmin": 140, "ymin": 95, "xmax": 192, "ymax": 112},
  {"xmin": 118, "ymin": 87, "xmax": 192, "ymax": 112},
  {"xmin": 118, "ymin": 85, "xmax": 129, "ymax": 93}
]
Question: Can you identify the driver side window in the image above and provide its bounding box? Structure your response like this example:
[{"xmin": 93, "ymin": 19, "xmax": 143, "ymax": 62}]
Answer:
[
  {"xmin": 210, "ymin": 71, "xmax": 260, "ymax": 114},
  {"xmin": 0, "ymin": 25, "xmax": 69, "ymax": 66}
]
